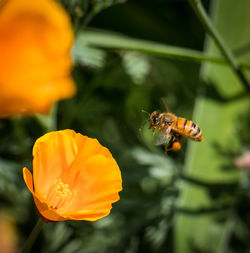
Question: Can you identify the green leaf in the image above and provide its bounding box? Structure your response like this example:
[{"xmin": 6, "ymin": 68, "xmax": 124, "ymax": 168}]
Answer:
[
  {"xmin": 121, "ymin": 52, "xmax": 151, "ymax": 85},
  {"xmin": 72, "ymin": 38, "xmax": 106, "ymax": 69}
]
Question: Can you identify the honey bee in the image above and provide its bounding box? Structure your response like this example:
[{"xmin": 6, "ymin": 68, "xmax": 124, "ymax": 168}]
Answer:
[{"xmin": 142, "ymin": 110, "xmax": 204, "ymax": 153}]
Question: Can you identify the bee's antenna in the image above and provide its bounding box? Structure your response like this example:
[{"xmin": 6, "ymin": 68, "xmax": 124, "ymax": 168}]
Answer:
[
  {"xmin": 141, "ymin": 109, "xmax": 150, "ymax": 116},
  {"xmin": 139, "ymin": 109, "xmax": 151, "ymax": 131},
  {"xmin": 139, "ymin": 119, "xmax": 150, "ymax": 131}
]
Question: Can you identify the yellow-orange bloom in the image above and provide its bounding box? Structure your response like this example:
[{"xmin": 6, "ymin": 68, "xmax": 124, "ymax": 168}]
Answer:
[
  {"xmin": 23, "ymin": 130, "xmax": 122, "ymax": 221},
  {"xmin": 0, "ymin": 0, "xmax": 76, "ymax": 117}
]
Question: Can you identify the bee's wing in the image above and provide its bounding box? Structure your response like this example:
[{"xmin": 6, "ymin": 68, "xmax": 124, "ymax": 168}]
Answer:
[
  {"xmin": 160, "ymin": 97, "xmax": 170, "ymax": 112},
  {"xmin": 153, "ymin": 130, "xmax": 169, "ymax": 146}
]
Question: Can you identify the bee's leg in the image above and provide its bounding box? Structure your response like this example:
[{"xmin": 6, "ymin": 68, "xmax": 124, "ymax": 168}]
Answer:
[
  {"xmin": 165, "ymin": 136, "xmax": 175, "ymax": 154},
  {"xmin": 175, "ymin": 134, "xmax": 183, "ymax": 144},
  {"xmin": 152, "ymin": 128, "xmax": 155, "ymax": 136},
  {"xmin": 165, "ymin": 134, "xmax": 183, "ymax": 153}
]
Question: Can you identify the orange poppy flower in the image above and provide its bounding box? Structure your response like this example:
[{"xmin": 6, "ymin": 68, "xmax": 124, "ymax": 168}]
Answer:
[
  {"xmin": 23, "ymin": 130, "xmax": 122, "ymax": 222},
  {"xmin": 0, "ymin": 0, "xmax": 76, "ymax": 118}
]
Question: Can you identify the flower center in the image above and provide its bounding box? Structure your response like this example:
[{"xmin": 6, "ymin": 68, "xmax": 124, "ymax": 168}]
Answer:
[{"xmin": 47, "ymin": 179, "xmax": 75, "ymax": 210}]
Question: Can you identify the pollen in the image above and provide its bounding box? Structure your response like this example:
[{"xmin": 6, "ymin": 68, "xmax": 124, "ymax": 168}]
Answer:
[{"xmin": 47, "ymin": 179, "xmax": 75, "ymax": 210}]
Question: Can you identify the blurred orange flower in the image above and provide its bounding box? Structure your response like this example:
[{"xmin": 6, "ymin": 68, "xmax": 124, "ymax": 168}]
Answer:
[
  {"xmin": 23, "ymin": 130, "xmax": 122, "ymax": 222},
  {"xmin": 0, "ymin": 0, "xmax": 76, "ymax": 117},
  {"xmin": 0, "ymin": 212, "xmax": 18, "ymax": 253}
]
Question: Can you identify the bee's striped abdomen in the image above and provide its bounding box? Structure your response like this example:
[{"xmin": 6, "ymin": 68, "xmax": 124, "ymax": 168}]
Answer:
[{"xmin": 173, "ymin": 118, "xmax": 203, "ymax": 142}]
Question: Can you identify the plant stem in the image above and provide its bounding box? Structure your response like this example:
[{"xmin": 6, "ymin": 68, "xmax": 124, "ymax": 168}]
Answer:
[
  {"xmin": 79, "ymin": 31, "xmax": 250, "ymax": 70},
  {"xmin": 21, "ymin": 218, "xmax": 44, "ymax": 253},
  {"xmin": 188, "ymin": 0, "xmax": 250, "ymax": 91},
  {"xmin": 34, "ymin": 103, "xmax": 57, "ymax": 133}
]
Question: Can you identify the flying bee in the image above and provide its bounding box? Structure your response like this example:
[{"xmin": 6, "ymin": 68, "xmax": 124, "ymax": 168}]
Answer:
[{"xmin": 141, "ymin": 109, "xmax": 204, "ymax": 153}]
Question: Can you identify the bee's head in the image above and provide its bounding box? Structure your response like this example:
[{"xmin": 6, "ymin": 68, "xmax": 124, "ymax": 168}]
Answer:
[{"xmin": 149, "ymin": 111, "xmax": 160, "ymax": 128}]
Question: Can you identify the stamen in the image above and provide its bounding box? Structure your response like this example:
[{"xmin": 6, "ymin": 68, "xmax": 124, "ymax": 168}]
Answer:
[{"xmin": 47, "ymin": 179, "xmax": 76, "ymax": 210}]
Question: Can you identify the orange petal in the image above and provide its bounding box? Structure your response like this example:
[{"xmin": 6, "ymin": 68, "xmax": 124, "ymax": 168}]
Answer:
[
  {"xmin": 32, "ymin": 129, "xmax": 76, "ymax": 156},
  {"xmin": 62, "ymin": 209, "xmax": 111, "ymax": 221},
  {"xmin": 33, "ymin": 197, "xmax": 66, "ymax": 222},
  {"xmin": 64, "ymin": 154, "xmax": 122, "ymax": 213},
  {"xmin": 23, "ymin": 167, "xmax": 34, "ymax": 193},
  {"xmin": 74, "ymin": 137, "xmax": 109, "ymax": 163},
  {"xmin": 32, "ymin": 130, "xmax": 78, "ymax": 197},
  {"xmin": 68, "ymin": 135, "xmax": 113, "ymax": 177},
  {"xmin": 23, "ymin": 167, "xmax": 67, "ymax": 222}
]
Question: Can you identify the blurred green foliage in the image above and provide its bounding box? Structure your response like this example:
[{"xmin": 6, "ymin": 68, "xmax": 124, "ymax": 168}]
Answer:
[{"xmin": 1, "ymin": 0, "xmax": 250, "ymax": 252}]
